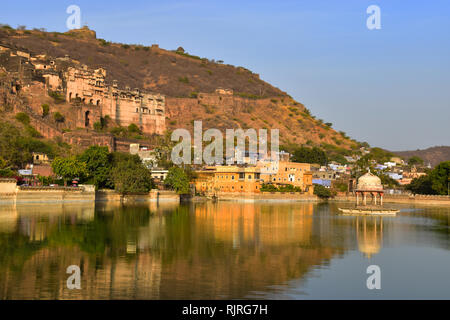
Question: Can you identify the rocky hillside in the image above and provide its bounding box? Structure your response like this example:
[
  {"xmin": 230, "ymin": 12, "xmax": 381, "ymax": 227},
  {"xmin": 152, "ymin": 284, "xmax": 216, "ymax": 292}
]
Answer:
[
  {"xmin": 0, "ymin": 25, "xmax": 357, "ymax": 149},
  {"xmin": 393, "ymin": 146, "xmax": 450, "ymax": 167}
]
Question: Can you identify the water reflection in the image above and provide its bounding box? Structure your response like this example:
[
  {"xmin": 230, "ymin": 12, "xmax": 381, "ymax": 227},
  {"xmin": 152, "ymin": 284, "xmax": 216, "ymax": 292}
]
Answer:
[{"xmin": 0, "ymin": 202, "xmax": 448, "ymax": 299}]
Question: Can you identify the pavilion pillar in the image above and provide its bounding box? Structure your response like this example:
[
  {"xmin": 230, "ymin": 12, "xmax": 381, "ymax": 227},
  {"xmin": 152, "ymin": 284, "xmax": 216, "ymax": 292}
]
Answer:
[
  {"xmin": 380, "ymin": 194, "xmax": 383, "ymax": 206},
  {"xmin": 363, "ymin": 193, "xmax": 367, "ymax": 206},
  {"xmin": 356, "ymin": 192, "xmax": 359, "ymax": 206},
  {"xmin": 374, "ymin": 193, "xmax": 377, "ymax": 205}
]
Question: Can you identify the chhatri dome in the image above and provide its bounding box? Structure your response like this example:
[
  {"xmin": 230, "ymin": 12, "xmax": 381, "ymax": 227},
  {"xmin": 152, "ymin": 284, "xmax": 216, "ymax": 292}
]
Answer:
[{"xmin": 356, "ymin": 169, "xmax": 383, "ymax": 191}]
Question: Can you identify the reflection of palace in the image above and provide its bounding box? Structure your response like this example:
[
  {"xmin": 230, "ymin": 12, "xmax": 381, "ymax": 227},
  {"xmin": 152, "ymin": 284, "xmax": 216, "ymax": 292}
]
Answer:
[{"xmin": 356, "ymin": 216, "xmax": 384, "ymax": 258}]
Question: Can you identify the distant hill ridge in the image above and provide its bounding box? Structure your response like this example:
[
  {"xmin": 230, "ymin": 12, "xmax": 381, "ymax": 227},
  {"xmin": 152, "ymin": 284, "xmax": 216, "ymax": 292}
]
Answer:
[{"xmin": 393, "ymin": 146, "xmax": 450, "ymax": 167}]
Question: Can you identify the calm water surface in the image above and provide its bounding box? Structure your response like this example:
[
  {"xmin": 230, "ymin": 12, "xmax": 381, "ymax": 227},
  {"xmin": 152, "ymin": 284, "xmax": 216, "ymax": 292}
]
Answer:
[{"xmin": 0, "ymin": 201, "xmax": 449, "ymax": 299}]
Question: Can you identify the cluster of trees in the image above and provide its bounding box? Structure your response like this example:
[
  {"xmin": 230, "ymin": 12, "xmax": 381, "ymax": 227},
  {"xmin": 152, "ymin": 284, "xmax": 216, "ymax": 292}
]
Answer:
[
  {"xmin": 407, "ymin": 161, "xmax": 450, "ymax": 195},
  {"xmin": 260, "ymin": 184, "xmax": 303, "ymax": 192},
  {"xmin": 52, "ymin": 146, "xmax": 154, "ymax": 194},
  {"xmin": 0, "ymin": 120, "xmax": 61, "ymax": 172},
  {"xmin": 51, "ymin": 146, "xmax": 194, "ymax": 195},
  {"xmin": 290, "ymin": 146, "xmax": 328, "ymax": 166}
]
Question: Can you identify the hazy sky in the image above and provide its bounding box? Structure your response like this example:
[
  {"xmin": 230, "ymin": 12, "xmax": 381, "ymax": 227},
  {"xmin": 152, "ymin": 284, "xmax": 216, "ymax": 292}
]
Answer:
[{"xmin": 1, "ymin": 0, "xmax": 449, "ymax": 150}]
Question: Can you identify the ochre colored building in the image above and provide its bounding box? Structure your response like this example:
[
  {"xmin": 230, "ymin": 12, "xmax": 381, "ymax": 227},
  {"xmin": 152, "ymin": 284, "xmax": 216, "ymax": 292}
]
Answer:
[
  {"xmin": 259, "ymin": 161, "xmax": 313, "ymax": 192},
  {"xmin": 193, "ymin": 166, "xmax": 262, "ymax": 195}
]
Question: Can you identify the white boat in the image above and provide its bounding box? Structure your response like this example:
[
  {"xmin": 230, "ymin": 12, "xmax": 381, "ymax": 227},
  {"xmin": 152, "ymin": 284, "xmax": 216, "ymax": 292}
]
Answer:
[{"xmin": 338, "ymin": 207, "xmax": 399, "ymax": 216}]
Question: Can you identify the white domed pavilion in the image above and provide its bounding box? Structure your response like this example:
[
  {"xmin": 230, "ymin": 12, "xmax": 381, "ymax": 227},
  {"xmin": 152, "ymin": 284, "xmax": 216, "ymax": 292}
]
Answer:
[{"xmin": 355, "ymin": 169, "xmax": 384, "ymax": 206}]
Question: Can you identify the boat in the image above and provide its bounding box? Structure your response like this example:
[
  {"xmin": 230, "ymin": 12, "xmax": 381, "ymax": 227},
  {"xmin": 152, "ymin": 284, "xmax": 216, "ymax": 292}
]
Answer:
[{"xmin": 338, "ymin": 207, "xmax": 399, "ymax": 215}]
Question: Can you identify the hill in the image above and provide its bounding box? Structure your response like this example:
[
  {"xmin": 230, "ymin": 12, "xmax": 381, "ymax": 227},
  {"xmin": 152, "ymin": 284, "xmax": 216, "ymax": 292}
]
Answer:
[
  {"xmin": 0, "ymin": 25, "xmax": 357, "ymax": 150},
  {"xmin": 393, "ymin": 146, "xmax": 450, "ymax": 167}
]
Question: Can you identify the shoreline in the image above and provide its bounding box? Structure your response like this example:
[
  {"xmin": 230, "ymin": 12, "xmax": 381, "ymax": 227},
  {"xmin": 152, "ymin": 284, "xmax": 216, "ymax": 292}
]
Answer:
[{"xmin": 1, "ymin": 190, "xmax": 450, "ymax": 206}]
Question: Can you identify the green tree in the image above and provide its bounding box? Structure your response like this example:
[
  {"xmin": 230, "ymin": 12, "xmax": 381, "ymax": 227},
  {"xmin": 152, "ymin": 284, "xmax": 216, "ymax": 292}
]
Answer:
[
  {"xmin": 0, "ymin": 122, "xmax": 32, "ymax": 167},
  {"xmin": 408, "ymin": 156, "xmax": 424, "ymax": 166},
  {"xmin": 313, "ymin": 184, "xmax": 332, "ymax": 199},
  {"xmin": 77, "ymin": 146, "xmax": 112, "ymax": 189},
  {"xmin": 292, "ymin": 146, "xmax": 327, "ymax": 165},
  {"xmin": 52, "ymin": 157, "xmax": 87, "ymax": 185},
  {"xmin": 111, "ymin": 157, "xmax": 154, "ymax": 194},
  {"xmin": 128, "ymin": 123, "xmax": 141, "ymax": 134},
  {"xmin": 164, "ymin": 167, "xmax": 190, "ymax": 194},
  {"xmin": 407, "ymin": 175, "xmax": 434, "ymax": 195},
  {"xmin": 0, "ymin": 156, "xmax": 14, "ymax": 177},
  {"xmin": 429, "ymin": 161, "xmax": 450, "ymax": 195}
]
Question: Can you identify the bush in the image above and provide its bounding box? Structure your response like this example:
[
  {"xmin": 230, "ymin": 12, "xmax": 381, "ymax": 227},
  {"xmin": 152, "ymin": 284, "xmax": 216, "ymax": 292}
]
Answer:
[
  {"xmin": 15, "ymin": 112, "xmax": 30, "ymax": 125},
  {"xmin": 53, "ymin": 112, "xmax": 64, "ymax": 122},
  {"xmin": 178, "ymin": 76, "xmax": 189, "ymax": 84},
  {"xmin": 42, "ymin": 104, "xmax": 49, "ymax": 117},
  {"xmin": 48, "ymin": 91, "xmax": 65, "ymax": 104},
  {"xmin": 128, "ymin": 123, "xmax": 141, "ymax": 134},
  {"xmin": 25, "ymin": 125, "xmax": 42, "ymax": 138}
]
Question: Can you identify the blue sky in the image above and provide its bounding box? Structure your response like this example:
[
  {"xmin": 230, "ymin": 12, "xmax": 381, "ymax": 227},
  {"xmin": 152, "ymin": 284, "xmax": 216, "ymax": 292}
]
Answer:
[{"xmin": 1, "ymin": 0, "xmax": 449, "ymax": 150}]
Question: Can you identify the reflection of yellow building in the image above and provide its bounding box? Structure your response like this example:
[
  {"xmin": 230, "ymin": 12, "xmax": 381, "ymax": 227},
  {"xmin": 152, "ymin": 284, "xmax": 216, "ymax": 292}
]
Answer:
[
  {"xmin": 356, "ymin": 216, "xmax": 383, "ymax": 258},
  {"xmin": 193, "ymin": 166, "xmax": 262, "ymax": 195},
  {"xmin": 193, "ymin": 201, "xmax": 314, "ymax": 246}
]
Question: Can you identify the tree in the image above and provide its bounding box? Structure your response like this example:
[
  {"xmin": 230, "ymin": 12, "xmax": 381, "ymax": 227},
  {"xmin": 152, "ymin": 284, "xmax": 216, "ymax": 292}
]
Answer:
[
  {"xmin": 429, "ymin": 161, "xmax": 450, "ymax": 195},
  {"xmin": 52, "ymin": 156, "xmax": 87, "ymax": 185},
  {"xmin": 314, "ymin": 184, "xmax": 331, "ymax": 199},
  {"xmin": 127, "ymin": 123, "xmax": 141, "ymax": 134},
  {"xmin": 111, "ymin": 157, "xmax": 154, "ymax": 194},
  {"xmin": 408, "ymin": 156, "xmax": 424, "ymax": 167},
  {"xmin": 53, "ymin": 112, "xmax": 64, "ymax": 122},
  {"xmin": 77, "ymin": 146, "xmax": 112, "ymax": 189},
  {"xmin": 0, "ymin": 156, "xmax": 14, "ymax": 177},
  {"xmin": 292, "ymin": 146, "xmax": 327, "ymax": 165},
  {"xmin": 0, "ymin": 121, "xmax": 32, "ymax": 167},
  {"xmin": 164, "ymin": 167, "xmax": 190, "ymax": 194},
  {"xmin": 407, "ymin": 175, "xmax": 434, "ymax": 195}
]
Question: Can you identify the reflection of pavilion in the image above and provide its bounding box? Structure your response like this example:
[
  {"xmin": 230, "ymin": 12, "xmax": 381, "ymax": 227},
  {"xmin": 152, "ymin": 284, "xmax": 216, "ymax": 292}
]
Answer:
[{"xmin": 356, "ymin": 216, "xmax": 383, "ymax": 258}]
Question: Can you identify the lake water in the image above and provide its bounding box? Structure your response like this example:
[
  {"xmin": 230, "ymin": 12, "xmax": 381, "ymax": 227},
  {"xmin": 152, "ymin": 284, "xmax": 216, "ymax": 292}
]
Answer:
[{"xmin": 0, "ymin": 201, "xmax": 449, "ymax": 299}]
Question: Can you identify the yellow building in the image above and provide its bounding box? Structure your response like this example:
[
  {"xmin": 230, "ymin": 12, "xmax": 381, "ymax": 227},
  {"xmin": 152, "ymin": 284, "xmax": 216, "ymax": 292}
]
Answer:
[
  {"xmin": 32, "ymin": 152, "xmax": 50, "ymax": 165},
  {"xmin": 259, "ymin": 161, "xmax": 313, "ymax": 192},
  {"xmin": 193, "ymin": 166, "xmax": 262, "ymax": 195}
]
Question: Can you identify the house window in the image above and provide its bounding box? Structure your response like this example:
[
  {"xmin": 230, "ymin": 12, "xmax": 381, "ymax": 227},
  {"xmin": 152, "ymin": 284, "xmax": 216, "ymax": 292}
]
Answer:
[
  {"xmin": 248, "ymin": 175, "xmax": 252, "ymax": 179},
  {"xmin": 239, "ymin": 173, "xmax": 245, "ymax": 179}
]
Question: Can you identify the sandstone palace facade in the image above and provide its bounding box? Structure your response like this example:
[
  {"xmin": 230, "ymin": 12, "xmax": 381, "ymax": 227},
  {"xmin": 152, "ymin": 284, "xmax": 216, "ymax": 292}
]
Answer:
[
  {"xmin": 1, "ymin": 42, "xmax": 166, "ymax": 137},
  {"xmin": 64, "ymin": 66, "xmax": 165, "ymax": 134}
]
